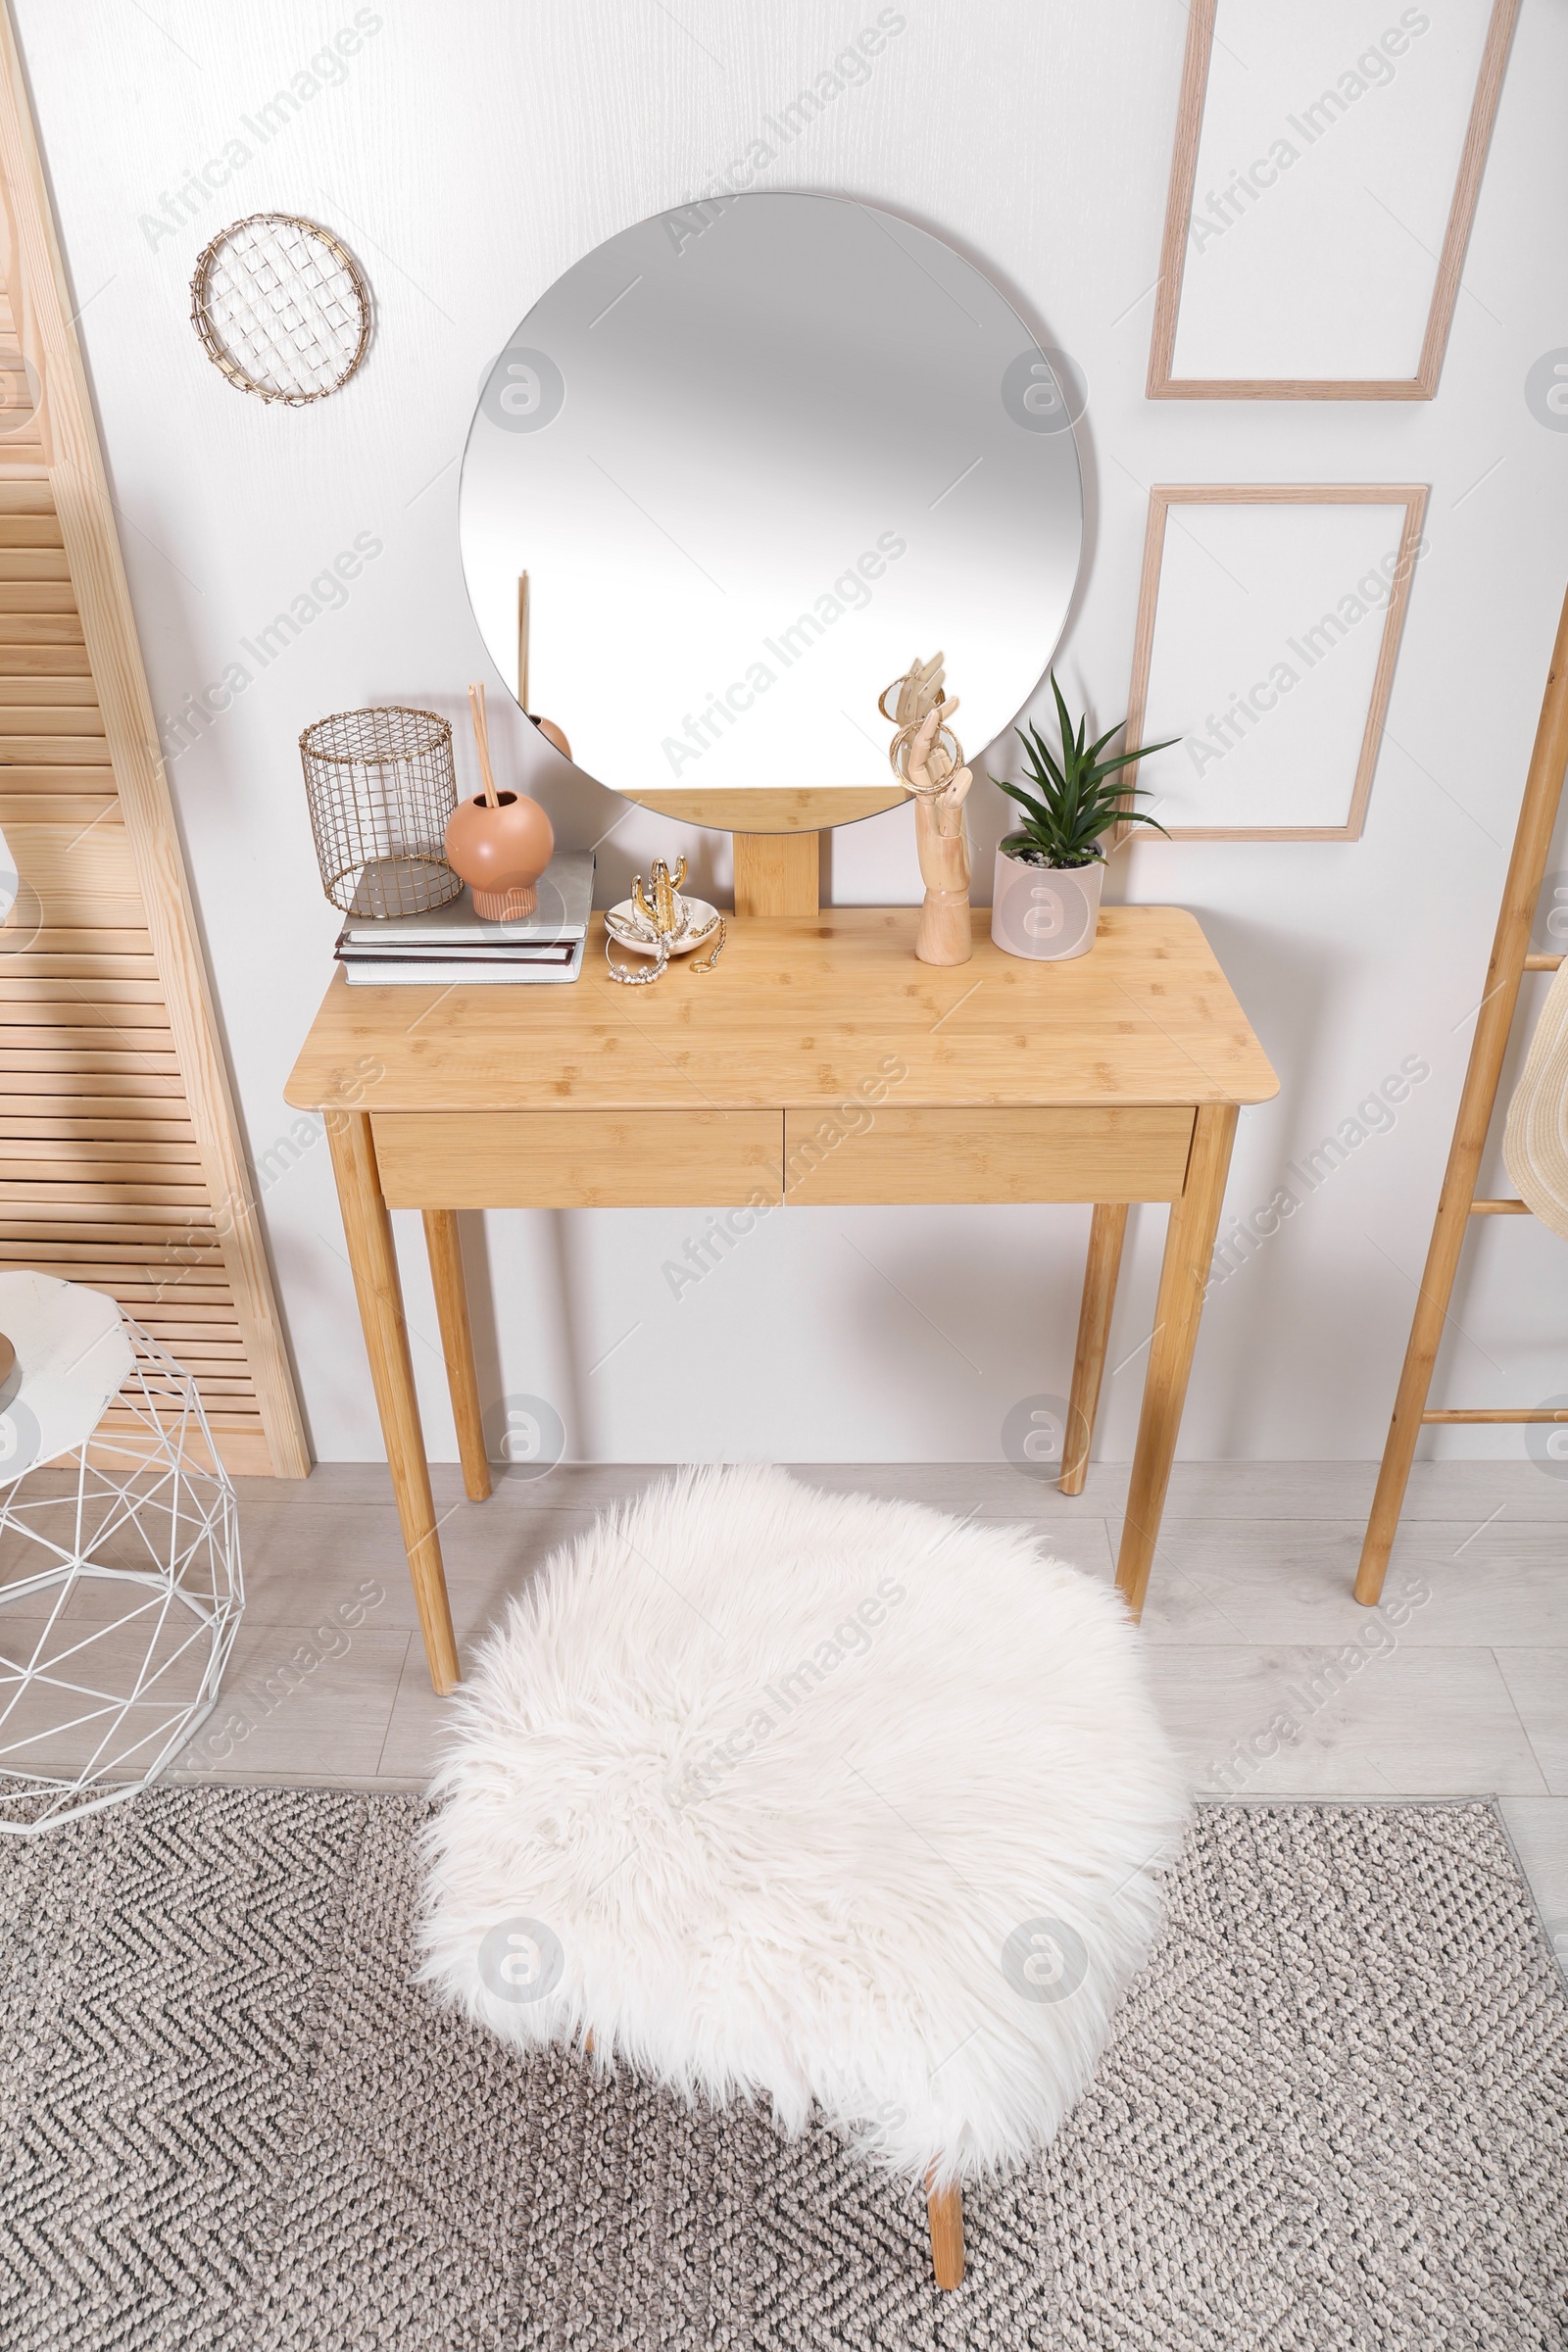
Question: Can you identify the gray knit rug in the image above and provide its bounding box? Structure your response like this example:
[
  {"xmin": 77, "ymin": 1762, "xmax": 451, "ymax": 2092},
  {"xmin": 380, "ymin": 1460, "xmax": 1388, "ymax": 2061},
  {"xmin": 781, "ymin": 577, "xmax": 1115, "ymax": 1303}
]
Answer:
[{"xmin": 0, "ymin": 1793, "xmax": 1564, "ymax": 2351}]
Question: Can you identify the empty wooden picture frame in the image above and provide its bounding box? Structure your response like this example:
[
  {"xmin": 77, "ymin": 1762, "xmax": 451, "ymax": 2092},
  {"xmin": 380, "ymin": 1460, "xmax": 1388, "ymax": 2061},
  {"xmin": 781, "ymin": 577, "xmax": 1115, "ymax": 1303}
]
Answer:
[
  {"xmin": 1147, "ymin": 0, "xmax": 1517, "ymax": 399},
  {"xmin": 1121, "ymin": 485, "xmax": 1429, "ymax": 842}
]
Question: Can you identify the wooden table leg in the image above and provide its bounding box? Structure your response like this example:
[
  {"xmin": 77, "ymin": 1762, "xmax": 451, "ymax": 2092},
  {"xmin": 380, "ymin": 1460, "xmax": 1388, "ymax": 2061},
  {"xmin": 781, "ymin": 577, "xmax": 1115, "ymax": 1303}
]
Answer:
[
  {"xmin": 422, "ymin": 1210, "xmax": 492, "ymax": 1503},
  {"xmin": 1114, "ymin": 1104, "xmax": 1238, "ymax": 1622},
  {"xmin": 1060, "ymin": 1202, "xmax": 1129, "ymax": 1495},
  {"xmin": 327, "ymin": 1112, "xmax": 461, "ymax": 1694},
  {"xmin": 926, "ymin": 2171, "xmax": 964, "ymax": 2290}
]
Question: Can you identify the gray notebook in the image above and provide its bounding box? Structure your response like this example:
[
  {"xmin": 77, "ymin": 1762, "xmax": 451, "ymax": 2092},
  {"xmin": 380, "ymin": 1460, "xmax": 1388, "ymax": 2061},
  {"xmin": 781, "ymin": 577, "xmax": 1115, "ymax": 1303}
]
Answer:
[{"xmin": 338, "ymin": 852, "xmax": 594, "ymax": 953}]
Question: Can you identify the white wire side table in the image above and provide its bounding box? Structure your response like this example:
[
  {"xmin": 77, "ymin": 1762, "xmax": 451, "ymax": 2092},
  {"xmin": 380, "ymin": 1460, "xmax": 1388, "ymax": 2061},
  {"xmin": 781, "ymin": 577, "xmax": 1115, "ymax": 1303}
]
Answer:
[{"xmin": 0, "ymin": 1270, "xmax": 243, "ymax": 1836}]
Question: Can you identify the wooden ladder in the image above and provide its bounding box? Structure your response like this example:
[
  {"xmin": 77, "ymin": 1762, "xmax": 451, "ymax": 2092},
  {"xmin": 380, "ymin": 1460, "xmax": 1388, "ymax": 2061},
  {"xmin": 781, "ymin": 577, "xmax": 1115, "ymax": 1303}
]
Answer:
[{"xmin": 1355, "ymin": 581, "xmax": 1568, "ymax": 1603}]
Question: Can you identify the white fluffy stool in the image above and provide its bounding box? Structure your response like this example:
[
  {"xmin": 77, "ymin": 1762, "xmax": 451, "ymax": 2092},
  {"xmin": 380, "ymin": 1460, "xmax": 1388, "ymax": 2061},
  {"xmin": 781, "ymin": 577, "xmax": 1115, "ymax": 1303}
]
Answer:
[{"xmin": 419, "ymin": 1466, "xmax": 1187, "ymax": 2288}]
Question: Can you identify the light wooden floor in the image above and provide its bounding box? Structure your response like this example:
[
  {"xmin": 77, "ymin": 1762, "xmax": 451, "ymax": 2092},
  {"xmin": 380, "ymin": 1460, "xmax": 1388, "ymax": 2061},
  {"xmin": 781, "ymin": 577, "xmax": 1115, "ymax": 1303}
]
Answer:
[{"xmin": 6, "ymin": 1458, "xmax": 1565, "ymax": 1958}]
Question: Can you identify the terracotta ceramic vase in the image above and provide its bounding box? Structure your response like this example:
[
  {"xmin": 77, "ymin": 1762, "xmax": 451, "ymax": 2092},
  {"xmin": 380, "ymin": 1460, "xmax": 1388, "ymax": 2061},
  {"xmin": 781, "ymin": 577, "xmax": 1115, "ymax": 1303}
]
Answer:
[{"xmin": 444, "ymin": 789, "xmax": 555, "ymax": 919}]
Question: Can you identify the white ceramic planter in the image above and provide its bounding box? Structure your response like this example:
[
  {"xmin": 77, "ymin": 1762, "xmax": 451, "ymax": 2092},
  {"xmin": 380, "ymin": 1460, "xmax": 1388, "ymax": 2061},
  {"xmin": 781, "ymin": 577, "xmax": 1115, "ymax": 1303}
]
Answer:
[{"xmin": 990, "ymin": 844, "xmax": 1103, "ymax": 960}]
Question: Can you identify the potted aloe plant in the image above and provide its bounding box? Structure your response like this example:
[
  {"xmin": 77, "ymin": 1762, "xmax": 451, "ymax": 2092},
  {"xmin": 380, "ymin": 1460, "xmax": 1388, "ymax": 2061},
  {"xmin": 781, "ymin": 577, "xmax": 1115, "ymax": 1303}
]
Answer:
[{"xmin": 990, "ymin": 677, "xmax": 1173, "ymax": 961}]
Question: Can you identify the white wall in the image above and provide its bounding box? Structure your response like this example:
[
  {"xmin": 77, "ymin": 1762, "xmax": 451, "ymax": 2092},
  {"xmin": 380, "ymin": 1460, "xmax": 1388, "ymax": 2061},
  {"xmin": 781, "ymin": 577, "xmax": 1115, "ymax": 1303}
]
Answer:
[{"xmin": 16, "ymin": 0, "xmax": 1568, "ymax": 1466}]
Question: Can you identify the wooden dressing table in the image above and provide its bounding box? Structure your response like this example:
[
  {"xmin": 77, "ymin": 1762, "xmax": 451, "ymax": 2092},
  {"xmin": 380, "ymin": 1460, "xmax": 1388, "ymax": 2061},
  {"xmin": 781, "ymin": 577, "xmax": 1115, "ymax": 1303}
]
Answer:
[{"xmin": 286, "ymin": 845, "xmax": 1276, "ymax": 1695}]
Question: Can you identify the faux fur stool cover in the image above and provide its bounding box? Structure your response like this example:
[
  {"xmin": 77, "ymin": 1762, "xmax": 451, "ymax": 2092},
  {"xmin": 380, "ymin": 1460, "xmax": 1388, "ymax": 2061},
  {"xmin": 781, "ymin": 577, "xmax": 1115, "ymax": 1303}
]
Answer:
[{"xmin": 418, "ymin": 1465, "xmax": 1187, "ymax": 2186}]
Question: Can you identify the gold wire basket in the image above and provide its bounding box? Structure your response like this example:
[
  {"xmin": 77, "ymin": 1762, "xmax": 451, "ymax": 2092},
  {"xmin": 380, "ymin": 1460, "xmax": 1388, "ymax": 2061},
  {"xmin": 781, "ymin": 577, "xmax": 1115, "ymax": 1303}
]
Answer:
[{"xmin": 300, "ymin": 707, "xmax": 463, "ymax": 919}]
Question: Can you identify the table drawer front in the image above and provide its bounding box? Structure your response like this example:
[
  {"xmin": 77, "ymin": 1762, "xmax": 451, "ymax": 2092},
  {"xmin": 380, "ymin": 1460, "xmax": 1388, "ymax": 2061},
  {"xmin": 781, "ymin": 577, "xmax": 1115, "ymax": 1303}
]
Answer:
[
  {"xmin": 373, "ymin": 1110, "xmax": 783, "ymax": 1208},
  {"xmin": 782, "ymin": 1106, "xmax": 1195, "ymax": 1204}
]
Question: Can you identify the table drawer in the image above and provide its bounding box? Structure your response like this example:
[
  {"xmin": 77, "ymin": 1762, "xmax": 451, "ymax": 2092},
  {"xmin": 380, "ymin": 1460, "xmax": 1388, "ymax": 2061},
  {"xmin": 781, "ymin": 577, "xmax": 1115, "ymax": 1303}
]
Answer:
[
  {"xmin": 783, "ymin": 1105, "xmax": 1195, "ymax": 1204},
  {"xmin": 373, "ymin": 1109, "xmax": 783, "ymax": 1207}
]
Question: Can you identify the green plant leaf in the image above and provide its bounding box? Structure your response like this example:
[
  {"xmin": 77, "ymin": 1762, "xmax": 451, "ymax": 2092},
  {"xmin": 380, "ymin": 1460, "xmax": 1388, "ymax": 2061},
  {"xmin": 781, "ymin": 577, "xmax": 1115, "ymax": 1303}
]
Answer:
[
  {"xmin": 1020, "ymin": 722, "xmax": 1066, "ymax": 796},
  {"xmin": 1086, "ymin": 738, "xmax": 1178, "ymax": 784},
  {"xmin": 1050, "ymin": 673, "xmax": 1074, "ymax": 757}
]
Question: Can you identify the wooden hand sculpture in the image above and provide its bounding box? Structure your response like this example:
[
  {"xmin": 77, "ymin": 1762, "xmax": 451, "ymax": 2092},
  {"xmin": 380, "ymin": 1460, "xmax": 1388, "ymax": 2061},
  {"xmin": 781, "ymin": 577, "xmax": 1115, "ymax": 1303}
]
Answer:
[
  {"xmin": 885, "ymin": 649, "xmax": 947, "ymax": 741},
  {"xmin": 908, "ymin": 709, "xmax": 973, "ymax": 965},
  {"xmin": 880, "ymin": 653, "xmax": 973, "ymax": 966}
]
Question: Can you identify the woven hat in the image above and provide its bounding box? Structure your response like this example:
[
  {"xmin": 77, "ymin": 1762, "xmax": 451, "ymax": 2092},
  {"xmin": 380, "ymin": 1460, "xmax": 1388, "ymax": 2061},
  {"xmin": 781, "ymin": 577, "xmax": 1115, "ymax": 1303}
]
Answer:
[{"xmin": 1503, "ymin": 959, "xmax": 1568, "ymax": 1240}]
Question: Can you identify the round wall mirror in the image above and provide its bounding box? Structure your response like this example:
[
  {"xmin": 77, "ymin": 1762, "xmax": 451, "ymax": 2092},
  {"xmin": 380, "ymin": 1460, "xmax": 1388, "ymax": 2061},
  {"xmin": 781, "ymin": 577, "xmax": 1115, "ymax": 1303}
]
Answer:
[{"xmin": 459, "ymin": 193, "xmax": 1083, "ymax": 832}]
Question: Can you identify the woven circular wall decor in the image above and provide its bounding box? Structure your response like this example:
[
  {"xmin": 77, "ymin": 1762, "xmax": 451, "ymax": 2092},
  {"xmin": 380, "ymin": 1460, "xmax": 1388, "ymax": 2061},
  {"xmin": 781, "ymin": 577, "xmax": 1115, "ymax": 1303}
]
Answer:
[{"xmin": 189, "ymin": 213, "xmax": 370, "ymax": 406}]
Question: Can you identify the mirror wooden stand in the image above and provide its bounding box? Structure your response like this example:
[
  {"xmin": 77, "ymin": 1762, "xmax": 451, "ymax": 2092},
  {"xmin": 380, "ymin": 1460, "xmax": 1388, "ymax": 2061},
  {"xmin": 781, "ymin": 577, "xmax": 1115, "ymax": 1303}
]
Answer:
[{"xmin": 732, "ymin": 831, "xmax": 820, "ymax": 918}]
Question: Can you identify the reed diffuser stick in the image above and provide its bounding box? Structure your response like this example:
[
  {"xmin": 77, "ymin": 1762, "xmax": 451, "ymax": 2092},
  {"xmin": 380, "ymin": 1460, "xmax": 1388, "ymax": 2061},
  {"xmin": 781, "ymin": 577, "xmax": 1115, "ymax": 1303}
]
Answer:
[{"xmin": 467, "ymin": 681, "xmax": 500, "ymax": 808}]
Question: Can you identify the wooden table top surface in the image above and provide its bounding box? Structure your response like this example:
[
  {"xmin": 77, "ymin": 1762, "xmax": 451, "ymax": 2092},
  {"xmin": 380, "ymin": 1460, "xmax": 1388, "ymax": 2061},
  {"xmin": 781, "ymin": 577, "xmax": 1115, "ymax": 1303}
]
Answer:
[{"xmin": 285, "ymin": 906, "xmax": 1279, "ymax": 1114}]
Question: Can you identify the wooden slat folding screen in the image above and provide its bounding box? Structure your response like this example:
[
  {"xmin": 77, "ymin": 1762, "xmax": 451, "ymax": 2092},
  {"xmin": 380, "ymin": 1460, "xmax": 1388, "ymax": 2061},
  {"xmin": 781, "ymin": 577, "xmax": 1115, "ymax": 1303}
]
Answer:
[{"xmin": 0, "ymin": 9, "xmax": 307, "ymax": 1476}]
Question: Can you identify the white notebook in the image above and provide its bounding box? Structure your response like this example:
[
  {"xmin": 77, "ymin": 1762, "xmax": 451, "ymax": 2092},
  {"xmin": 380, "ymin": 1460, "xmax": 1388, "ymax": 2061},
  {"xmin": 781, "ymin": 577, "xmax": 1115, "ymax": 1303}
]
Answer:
[
  {"xmin": 338, "ymin": 853, "xmax": 594, "ymax": 954},
  {"xmin": 344, "ymin": 938, "xmax": 586, "ymax": 986}
]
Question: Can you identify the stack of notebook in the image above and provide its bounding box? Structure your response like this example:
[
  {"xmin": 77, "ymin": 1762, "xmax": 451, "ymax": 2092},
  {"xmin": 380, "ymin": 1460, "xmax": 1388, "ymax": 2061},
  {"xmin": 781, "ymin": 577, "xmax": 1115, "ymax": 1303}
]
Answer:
[{"xmin": 336, "ymin": 853, "xmax": 594, "ymax": 985}]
